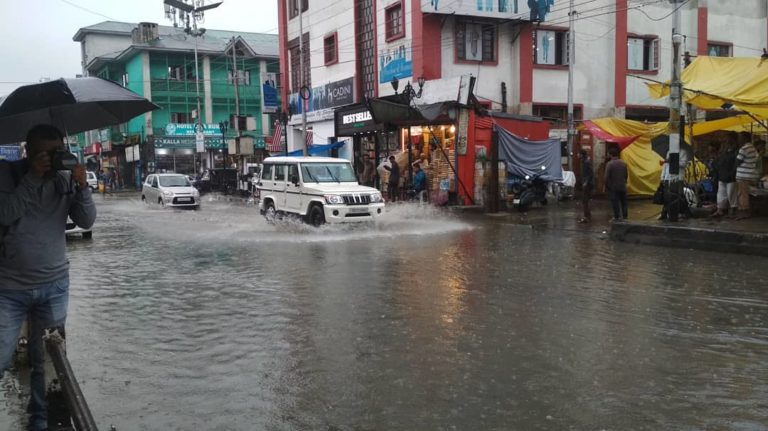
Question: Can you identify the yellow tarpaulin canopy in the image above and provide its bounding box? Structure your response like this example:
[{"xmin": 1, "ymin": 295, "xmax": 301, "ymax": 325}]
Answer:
[
  {"xmin": 588, "ymin": 118, "xmax": 708, "ymax": 196},
  {"xmin": 647, "ymin": 56, "xmax": 768, "ymax": 118}
]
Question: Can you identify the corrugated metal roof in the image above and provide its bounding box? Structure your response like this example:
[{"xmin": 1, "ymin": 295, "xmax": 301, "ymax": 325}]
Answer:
[{"xmin": 74, "ymin": 21, "xmax": 278, "ymax": 57}]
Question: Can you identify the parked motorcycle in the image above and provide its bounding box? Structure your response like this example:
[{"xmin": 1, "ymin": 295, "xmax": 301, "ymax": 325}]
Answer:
[{"xmin": 510, "ymin": 166, "xmax": 549, "ymax": 212}]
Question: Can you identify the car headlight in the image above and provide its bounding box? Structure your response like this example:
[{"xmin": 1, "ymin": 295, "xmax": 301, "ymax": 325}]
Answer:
[
  {"xmin": 324, "ymin": 194, "xmax": 345, "ymax": 204},
  {"xmin": 162, "ymin": 190, "xmax": 173, "ymax": 197},
  {"xmin": 193, "ymin": 188, "xmax": 200, "ymax": 196},
  {"xmin": 370, "ymin": 192, "xmax": 383, "ymax": 203}
]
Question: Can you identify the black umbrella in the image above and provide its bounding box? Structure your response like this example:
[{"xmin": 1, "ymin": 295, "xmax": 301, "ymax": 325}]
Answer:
[{"xmin": 0, "ymin": 77, "xmax": 159, "ymax": 145}]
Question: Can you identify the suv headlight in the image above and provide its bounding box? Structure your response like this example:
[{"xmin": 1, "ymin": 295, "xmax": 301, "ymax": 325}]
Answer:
[
  {"xmin": 162, "ymin": 190, "xmax": 173, "ymax": 197},
  {"xmin": 370, "ymin": 192, "xmax": 383, "ymax": 203},
  {"xmin": 193, "ymin": 188, "xmax": 200, "ymax": 197},
  {"xmin": 324, "ymin": 194, "xmax": 345, "ymax": 204}
]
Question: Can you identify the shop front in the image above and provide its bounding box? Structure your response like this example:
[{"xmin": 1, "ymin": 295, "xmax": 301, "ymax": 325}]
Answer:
[
  {"xmin": 153, "ymin": 135, "xmax": 226, "ymax": 174},
  {"xmin": 334, "ymin": 103, "xmax": 388, "ymax": 188}
]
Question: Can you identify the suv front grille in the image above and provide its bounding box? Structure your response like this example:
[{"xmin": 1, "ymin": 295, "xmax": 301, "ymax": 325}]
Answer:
[{"xmin": 341, "ymin": 194, "xmax": 371, "ymax": 205}]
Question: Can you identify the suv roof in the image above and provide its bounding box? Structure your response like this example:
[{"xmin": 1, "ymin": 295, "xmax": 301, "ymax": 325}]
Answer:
[{"xmin": 263, "ymin": 156, "xmax": 348, "ymax": 164}]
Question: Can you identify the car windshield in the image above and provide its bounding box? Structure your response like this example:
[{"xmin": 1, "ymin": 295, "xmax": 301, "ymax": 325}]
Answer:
[
  {"xmin": 159, "ymin": 175, "xmax": 191, "ymax": 187},
  {"xmin": 301, "ymin": 163, "xmax": 357, "ymax": 183}
]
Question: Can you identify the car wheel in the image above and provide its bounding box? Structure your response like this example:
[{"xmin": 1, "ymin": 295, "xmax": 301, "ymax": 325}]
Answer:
[
  {"xmin": 264, "ymin": 200, "xmax": 277, "ymax": 222},
  {"xmin": 306, "ymin": 204, "xmax": 325, "ymax": 227},
  {"xmin": 193, "ymin": 205, "xmax": 200, "ymax": 211},
  {"xmin": 82, "ymin": 231, "xmax": 93, "ymax": 240}
]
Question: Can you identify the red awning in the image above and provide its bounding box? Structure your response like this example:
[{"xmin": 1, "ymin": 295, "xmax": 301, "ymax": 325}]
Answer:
[{"xmin": 582, "ymin": 120, "xmax": 640, "ymax": 150}]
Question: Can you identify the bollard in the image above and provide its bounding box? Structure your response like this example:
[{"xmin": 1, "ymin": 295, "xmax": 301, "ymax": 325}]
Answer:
[{"xmin": 43, "ymin": 328, "xmax": 99, "ymax": 431}]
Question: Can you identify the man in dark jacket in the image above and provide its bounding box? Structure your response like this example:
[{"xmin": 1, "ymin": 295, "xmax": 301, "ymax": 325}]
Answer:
[
  {"xmin": 712, "ymin": 143, "xmax": 738, "ymax": 217},
  {"xmin": 578, "ymin": 149, "xmax": 595, "ymax": 223},
  {"xmin": 384, "ymin": 155, "xmax": 400, "ymax": 202},
  {"xmin": 0, "ymin": 124, "xmax": 96, "ymax": 431},
  {"xmin": 604, "ymin": 147, "xmax": 628, "ymax": 221}
]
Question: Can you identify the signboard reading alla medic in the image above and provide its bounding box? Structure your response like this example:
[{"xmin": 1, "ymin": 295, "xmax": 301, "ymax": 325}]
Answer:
[{"xmin": 420, "ymin": 0, "xmax": 553, "ymax": 21}]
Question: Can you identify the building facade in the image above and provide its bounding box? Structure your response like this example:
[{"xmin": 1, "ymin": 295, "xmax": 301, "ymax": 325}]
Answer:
[
  {"xmin": 74, "ymin": 21, "xmax": 279, "ymax": 184},
  {"xmin": 278, "ymin": 0, "xmax": 768, "ymax": 150}
]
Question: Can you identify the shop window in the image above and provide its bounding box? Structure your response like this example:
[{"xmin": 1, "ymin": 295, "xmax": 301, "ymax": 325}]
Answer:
[
  {"xmin": 170, "ymin": 112, "xmax": 191, "ymax": 123},
  {"xmin": 628, "ymin": 36, "xmax": 660, "ymax": 72},
  {"xmin": 456, "ymin": 20, "xmax": 496, "ymax": 62},
  {"xmin": 534, "ymin": 29, "xmax": 569, "ymax": 66},
  {"xmin": 228, "ymin": 69, "xmax": 251, "ymax": 85},
  {"xmin": 385, "ymin": 1, "xmax": 405, "ymax": 41},
  {"xmin": 324, "ymin": 33, "xmax": 338, "ymax": 65},
  {"xmin": 289, "ymin": 34, "xmax": 311, "ymax": 92},
  {"xmin": 289, "ymin": 0, "xmax": 308, "ymax": 19},
  {"xmin": 532, "ymin": 104, "xmax": 582, "ymax": 128},
  {"xmin": 707, "ymin": 42, "xmax": 732, "ymax": 57}
]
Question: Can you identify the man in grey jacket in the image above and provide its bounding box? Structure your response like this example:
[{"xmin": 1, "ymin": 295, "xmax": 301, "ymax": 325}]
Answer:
[{"xmin": 0, "ymin": 124, "xmax": 96, "ymax": 431}]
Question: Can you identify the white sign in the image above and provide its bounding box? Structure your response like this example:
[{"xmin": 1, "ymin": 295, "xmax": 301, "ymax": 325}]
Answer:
[
  {"xmin": 421, "ymin": 0, "xmax": 553, "ymax": 22},
  {"xmin": 416, "ymin": 76, "xmax": 474, "ymax": 106},
  {"xmin": 195, "ymin": 132, "xmax": 205, "ymax": 153},
  {"xmin": 342, "ymin": 111, "xmax": 373, "ymax": 125}
]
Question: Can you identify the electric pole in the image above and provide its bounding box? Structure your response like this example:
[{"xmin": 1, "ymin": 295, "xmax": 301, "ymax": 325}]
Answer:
[
  {"xmin": 298, "ymin": 4, "xmax": 309, "ymax": 157},
  {"xmin": 566, "ymin": 0, "xmax": 576, "ymax": 171},
  {"xmin": 666, "ymin": 0, "xmax": 685, "ymax": 221}
]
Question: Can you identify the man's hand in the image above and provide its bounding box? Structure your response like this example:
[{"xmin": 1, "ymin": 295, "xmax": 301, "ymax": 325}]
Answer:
[
  {"xmin": 72, "ymin": 165, "xmax": 87, "ymax": 188},
  {"xmin": 29, "ymin": 151, "xmax": 52, "ymax": 178}
]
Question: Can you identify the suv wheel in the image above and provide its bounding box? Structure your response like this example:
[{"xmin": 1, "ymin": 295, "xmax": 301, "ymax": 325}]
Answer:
[
  {"xmin": 264, "ymin": 200, "xmax": 277, "ymax": 222},
  {"xmin": 306, "ymin": 204, "xmax": 325, "ymax": 227}
]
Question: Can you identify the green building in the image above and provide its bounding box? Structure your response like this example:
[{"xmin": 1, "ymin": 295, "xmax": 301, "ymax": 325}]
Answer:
[{"xmin": 74, "ymin": 21, "xmax": 279, "ymax": 183}]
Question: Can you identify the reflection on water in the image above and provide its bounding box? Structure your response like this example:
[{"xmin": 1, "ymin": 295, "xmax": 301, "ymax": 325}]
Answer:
[{"xmin": 2, "ymin": 198, "xmax": 767, "ymax": 430}]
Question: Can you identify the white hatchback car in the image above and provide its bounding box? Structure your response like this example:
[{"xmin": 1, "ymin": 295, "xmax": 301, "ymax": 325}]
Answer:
[
  {"xmin": 142, "ymin": 173, "xmax": 200, "ymax": 209},
  {"xmin": 86, "ymin": 171, "xmax": 98, "ymax": 191},
  {"xmin": 257, "ymin": 156, "xmax": 385, "ymax": 226}
]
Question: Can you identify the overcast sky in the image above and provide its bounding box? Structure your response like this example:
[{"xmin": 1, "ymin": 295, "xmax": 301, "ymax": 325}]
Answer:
[{"xmin": 0, "ymin": 0, "xmax": 279, "ymax": 97}]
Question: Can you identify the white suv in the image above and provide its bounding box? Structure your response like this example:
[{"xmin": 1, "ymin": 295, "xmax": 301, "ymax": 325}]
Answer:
[
  {"xmin": 142, "ymin": 173, "xmax": 201, "ymax": 209},
  {"xmin": 257, "ymin": 156, "xmax": 385, "ymax": 226}
]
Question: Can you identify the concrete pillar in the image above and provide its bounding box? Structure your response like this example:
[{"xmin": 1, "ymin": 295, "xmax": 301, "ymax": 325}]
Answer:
[
  {"xmin": 203, "ymin": 56, "xmax": 213, "ymax": 124},
  {"xmin": 142, "ymin": 51, "xmax": 153, "ymax": 135}
]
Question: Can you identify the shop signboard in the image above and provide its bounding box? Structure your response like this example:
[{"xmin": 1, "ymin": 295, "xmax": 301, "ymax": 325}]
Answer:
[
  {"xmin": 420, "ymin": 0, "xmax": 552, "ymax": 22},
  {"xmin": 457, "ymin": 108, "xmax": 469, "ymax": 155},
  {"xmin": 287, "ymin": 77, "xmax": 354, "ymax": 116},
  {"xmin": 165, "ymin": 123, "xmax": 222, "ymax": 136},
  {"xmin": 262, "ymin": 72, "xmax": 278, "ymax": 114},
  {"xmin": 379, "ymin": 41, "xmax": 413, "ymax": 84},
  {"xmin": 334, "ymin": 104, "xmax": 378, "ymax": 136},
  {"xmin": 125, "ymin": 144, "xmax": 140, "ymax": 162},
  {"xmin": 0, "ymin": 145, "xmax": 22, "ymax": 161},
  {"xmin": 155, "ymin": 135, "xmax": 226, "ymax": 149}
]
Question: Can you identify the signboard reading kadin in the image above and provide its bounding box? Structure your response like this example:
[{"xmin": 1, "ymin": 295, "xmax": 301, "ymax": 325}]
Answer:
[{"xmin": 420, "ymin": 0, "xmax": 554, "ymax": 22}]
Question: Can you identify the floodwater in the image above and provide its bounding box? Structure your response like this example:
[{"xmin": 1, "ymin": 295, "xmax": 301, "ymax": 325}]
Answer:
[{"xmin": 2, "ymin": 196, "xmax": 767, "ymax": 430}]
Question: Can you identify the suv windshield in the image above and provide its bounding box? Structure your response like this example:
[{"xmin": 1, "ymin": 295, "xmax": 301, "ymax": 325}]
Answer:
[
  {"xmin": 159, "ymin": 175, "xmax": 191, "ymax": 187},
  {"xmin": 301, "ymin": 163, "xmax": 357, "ymax": 183}
]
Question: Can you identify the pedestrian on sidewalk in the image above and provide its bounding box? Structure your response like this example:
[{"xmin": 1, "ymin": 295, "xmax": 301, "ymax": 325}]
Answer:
[
  {"xmin": 412, "ymin": 162, "xmax": 427, "ymax": 203},
  {"xmin": 0, "ymin": 124, "xmax": 97, "ymax": 431},
  {"xmin": 604, "ymin": 147, "xmax": 628, "ymax": 221},
  {"xmin": 578, "ymin": 148, "xmax": 594, "ymax": 223},
  {"xmin": 712, "ymin": 140, "xmax": 738, "ymax": 217},
  {"xmin": 384, "ymin": 155, "xmax": 400, "ymax": 202},
  {"xmin": 735, "ymin": 134, "xmax": 760, "ymax": 220}
]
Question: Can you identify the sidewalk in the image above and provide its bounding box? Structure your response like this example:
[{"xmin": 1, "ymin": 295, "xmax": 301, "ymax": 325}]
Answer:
[{"xmin": 461, "ymin": 197, "xmax": 768, "ymax": 256}]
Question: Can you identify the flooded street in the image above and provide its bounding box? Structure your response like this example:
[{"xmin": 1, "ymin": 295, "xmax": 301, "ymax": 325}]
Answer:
[{"xmin": 2, "ymin": 196, "xmax": 768, "ymax": 430}]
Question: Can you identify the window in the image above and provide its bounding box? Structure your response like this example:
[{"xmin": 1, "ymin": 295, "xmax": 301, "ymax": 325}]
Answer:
[
  {"xmin": 168, "ymin": 66, "xmax": 183, "ymax": 81},
  {"xmin": 707, "ymin": 42, "xmax": 731, "ymax": 57},
  {"xmin": 324, "ymin": 33, "xmax": 338, "ymax": 65},
  {"xmin": 288, "ymin": 164, "xmax": 299, "ymax": 182},
  {"xmin": 456, "ymin": 20, "xmax": 496, "ymax": 62},
  {"xmin": 289, "ymin": 0, "xmax": 308, "ymax": 19},
  {"xmin": 289, "ymin": 34, "xmax": 311, "ymax": 92},
  {"xmin": 170, "ymin": 112, "xmax": 191, "ymax": 123},
  {"xmin": 228, "ymin": 69, "xmax": 251, "ymax": 85},
  {"xmin": 534, "ymin": 29, "xmax": 569, "ymax": 66},
  {"xmin": 274, "ymin": 165, "xmax": 286, "ymax": 182},
  {"xmin": 261, "ymin": 164, "xmax": 273, "ymax": 181},
  {"xmin": 385, "ymin": 1, "xmax": 404, "ymax": 41},
  {"xmin": 121, "ymin": 73, "xmax": 128, "ymax": 87},
  {"xmin": 628, "ymin": 37, "xmax": 660, "ymax": 71},
  {"xmin": 532, "ymin": 104, "xmax": 582, "ymax": 128}
]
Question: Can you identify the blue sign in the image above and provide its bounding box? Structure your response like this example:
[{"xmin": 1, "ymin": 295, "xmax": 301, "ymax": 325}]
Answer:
[
  {"xmin": 262, "ymin": 73, "xmax": 278, "ymax": 114},
  {"xmin": 379, "ymin": 43, "xmax": 413, "ymax": 84},
  {"xmin": 0, "ymin": 145, "xmax": 22, "ymax": 161},
  {"xmin": 165, "ymin": 123, "xmax": 222, "ymax": 136}
]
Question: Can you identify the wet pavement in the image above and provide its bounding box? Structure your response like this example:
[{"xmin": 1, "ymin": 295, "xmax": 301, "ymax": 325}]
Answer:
[{"xmin": 2, "ymin": 194, "xmax": 767, "ymax": 430}]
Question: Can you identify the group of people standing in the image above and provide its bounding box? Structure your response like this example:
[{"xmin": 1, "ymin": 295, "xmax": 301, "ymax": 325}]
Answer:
[
  {"xmin": 711, "ymin": 133, "xmax": 763, "ymax": 219},
  {"xmin": 579, "ymin": 146, "xmax": 628, "ymax": 223},
  {"xmin": 356, "ymin": 153, "xmax": 429, "ymax": 203}
]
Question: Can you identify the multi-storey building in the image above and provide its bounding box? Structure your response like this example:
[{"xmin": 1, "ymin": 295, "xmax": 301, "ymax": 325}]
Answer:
[
  {"xmin": 278, "ymin": 0, "xmax": 768, "ymax": 153},
  {"xmin": 74, "ymin": 21, "xmax": 279, "ymax": 183}
]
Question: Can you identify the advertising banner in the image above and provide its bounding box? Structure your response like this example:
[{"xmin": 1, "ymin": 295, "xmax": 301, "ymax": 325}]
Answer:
[
  {"xmin": 420, "ymin": 0, "xmax": 554, "ymax": 22},
  {"xmin": 287, "ymin": 77, "xmax": 354, "ymax": 116},
  {"xmin": 379, "ymin": 42, "xmax": 413, "ymax": 83},
  {"xmin": 262, "ymin": 72, "xmax": 279, "ymax": 114}
]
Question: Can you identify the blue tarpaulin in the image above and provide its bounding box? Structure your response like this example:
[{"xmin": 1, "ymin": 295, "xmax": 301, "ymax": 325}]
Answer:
[
  {"xmin": 284, "ymin": 141, "xmax": 346, "ymax": 157},
  {"xmin": 495, "ymin": 125, "xmax": 562, "ymax": 181}
]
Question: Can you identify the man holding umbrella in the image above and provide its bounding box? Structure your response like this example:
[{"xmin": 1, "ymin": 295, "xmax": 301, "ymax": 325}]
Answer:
[{"xmin": 0, "ymin": 124, "xmax": 96, "ymax": 431}]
